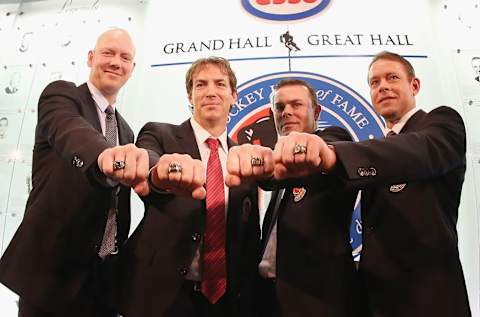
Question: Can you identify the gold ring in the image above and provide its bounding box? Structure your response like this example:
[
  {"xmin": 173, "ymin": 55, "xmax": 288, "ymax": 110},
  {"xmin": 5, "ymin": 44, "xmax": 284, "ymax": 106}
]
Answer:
[
  {"xmin": 293, "ymin": 144, "xmax": 307, "ymax": 155},
  {"xmin": 112, "ymin": 160, "xmax": 126, "ymax": 171},
  {"xmin": 250, "ymin": 156, "xmax": 264, "ymax": 167},
  {"xmin": 168, "ymin": 162, "xmax": 182, "ymax": 173}
]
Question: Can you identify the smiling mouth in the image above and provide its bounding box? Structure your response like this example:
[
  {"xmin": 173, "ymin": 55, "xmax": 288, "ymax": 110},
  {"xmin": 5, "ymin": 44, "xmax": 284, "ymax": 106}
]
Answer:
[
  {"xmin": 105, "ymin": 70, "xmax": 121, "ymax": 77},
  {"xmin": 378, "ymin": 96, "xmax": 396, "ymax": 103},
  {"xmin": 282, "ymin": 122, "xmax": 297, "ymax": 129},
  {"xmin": 202, "ymin": 103, "xmax": 221, "ymax": 108}
]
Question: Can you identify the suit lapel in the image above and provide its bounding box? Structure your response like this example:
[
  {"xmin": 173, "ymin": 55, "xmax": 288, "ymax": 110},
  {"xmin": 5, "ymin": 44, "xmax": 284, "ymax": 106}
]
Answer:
[
  {"xmin": 399, "ymin": 109, "xmax": 426, "ymax": 134},
  {"xmin": 226, "ymin": 137, "xmax": 241, "ymax": 243},
  {"xmin": 366, "ymin": 109, "xmax": 427, "ymax": 224},
  {"xmin": 116, "ymin": 111, "xmax": 133, "ymax": 145},
  {"xmin": 176, "ymin": 120, "xmax": 202, "ymax": 160},
  {"xmin": 260, "ymin": 190, "xmax": 279, "ymax": 251},
  {"xmin": 78, "ymin": 83, "xmax": 133, "ymax": 145},
  {"xmin": 78, "ymin": 83, "xmax": 102, "ymax": 133},
  {"xmin": 260, "ymin": 189, "xmax": 286, "ymax": 256},
  {"xmin": 227, "ymin": 182, "xmax": 241, "ymax": 237}
]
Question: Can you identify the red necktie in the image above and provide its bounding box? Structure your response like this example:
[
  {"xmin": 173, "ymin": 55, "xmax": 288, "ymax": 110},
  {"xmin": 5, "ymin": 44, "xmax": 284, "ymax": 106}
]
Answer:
[{"xmin": 202, "ymin": 138, "xmax": 227, "ymax": 304}]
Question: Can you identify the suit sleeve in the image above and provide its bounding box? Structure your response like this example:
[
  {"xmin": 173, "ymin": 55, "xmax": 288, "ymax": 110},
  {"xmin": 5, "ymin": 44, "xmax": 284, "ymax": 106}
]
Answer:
[
  {"xmin": 136, "ymin": 122, "xmax": 164, "ymax": 168},
  {"xmin": 333, "ymin": 106, "xmax": 466, "ymax": 187},
  {"xmin": 36, "ymin": 80, "xmax": 110, "ymax": 175},
  {"xmin": 272, "ymin": 126, "xmax": 353, "ymax": 188},
  {"xmin": 316, "ymin": 125, "xmax": 353, "ymax": 143},
  {"xmin": 135, "ymin": 122, "xmax": 176, "ymax": 203}
]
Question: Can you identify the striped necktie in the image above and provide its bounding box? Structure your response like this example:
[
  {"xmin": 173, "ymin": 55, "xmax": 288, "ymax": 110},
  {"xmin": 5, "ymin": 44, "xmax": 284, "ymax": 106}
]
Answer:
[{"xmin": 201, "ymin": 138, "xmax": 227, "ymax": 304}]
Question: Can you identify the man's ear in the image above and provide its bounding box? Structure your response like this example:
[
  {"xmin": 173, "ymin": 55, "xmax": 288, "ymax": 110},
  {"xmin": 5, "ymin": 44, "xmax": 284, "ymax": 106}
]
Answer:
[
  {"xmin": 188, "ymin": 93, "xmax": 193, "ymax": 105},
  {"xmin": 411, "ymin": 77, "xmax": 420, "ymax": 96},
  {"xmin": 314, "ymin": 104, "xmax": 321, "ymax": 121},
  {"xmin": 230, "ymin": 90, "xmax": 238, "ymax": 111},
  {"xmin": 87, "ymin": 50, "xmax": 94, "ymax": 67}
]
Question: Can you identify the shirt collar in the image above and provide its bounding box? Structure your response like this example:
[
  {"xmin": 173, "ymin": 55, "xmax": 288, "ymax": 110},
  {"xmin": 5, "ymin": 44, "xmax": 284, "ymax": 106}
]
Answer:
[
  {"xmin": 190, "ymin": 117, "xmax": 228, "ymax": 153},
  {"xmin": 386, "ymin": 106, "xmax": 420, "ymax": 135},
  {"xmin": 87, "ymin": 81, "xmax": 116, "ymax": 112}
]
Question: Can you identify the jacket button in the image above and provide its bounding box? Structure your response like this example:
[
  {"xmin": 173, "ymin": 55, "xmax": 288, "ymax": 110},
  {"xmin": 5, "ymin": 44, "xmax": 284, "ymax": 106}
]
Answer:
[
  {"xmin": 192, "ymin": 233, "xmax": 201, "ymax": 242},
  {"xmin": 179, "ymin": 267, "xmax": 188, "ymax": 276},
  {"xmin": 72, "ymin": 155, "xmax": 84, "ymax": 168},
  {"xmin": 357, "ymin": 168, "xmax": 365, "ymax": 177}
]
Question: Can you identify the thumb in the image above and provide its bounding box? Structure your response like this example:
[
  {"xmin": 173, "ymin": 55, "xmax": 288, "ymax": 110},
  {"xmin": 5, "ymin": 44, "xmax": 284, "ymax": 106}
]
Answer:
[
  {"xmin": 225, "ymin": 174, "xmax": 241, "ymax": 188},
  {"xmin": 273, "ymin": 163, "xmax": 288, "ymax": 180},
  {"xmin": 133, "ymin": 180, "xmax": 150, "ymax": 197},
  {"xmin": 191, "ymin": 186, "xmax": 206, "ymax": 200}
]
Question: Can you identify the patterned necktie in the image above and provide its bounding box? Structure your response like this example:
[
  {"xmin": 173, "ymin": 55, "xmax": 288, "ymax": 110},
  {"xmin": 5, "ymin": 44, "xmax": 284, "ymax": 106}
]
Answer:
[
  {"xmin": 98, "ymin": 105, "xmax": 118, "ymax": 258},
  {"xmin": 202, "ymin": 138, "xmax": 227, "ymax": 304}
]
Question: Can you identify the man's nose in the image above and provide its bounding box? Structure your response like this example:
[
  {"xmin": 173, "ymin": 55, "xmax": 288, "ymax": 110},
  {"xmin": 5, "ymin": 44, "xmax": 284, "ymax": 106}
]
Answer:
[
  {"xmin": 281, "ymin": 104, "xmax": 293, "ymax": 117},
  {"xmin": 206, "ymin": 83, "xmax": 217, "ymax": 97},
  {"xmin": 108, "ymin": 54, "xmax": 121, "ymax": 68},
  {"xmin": 378, "ymin": 80, "xmax": 390, "ymax": 92}
]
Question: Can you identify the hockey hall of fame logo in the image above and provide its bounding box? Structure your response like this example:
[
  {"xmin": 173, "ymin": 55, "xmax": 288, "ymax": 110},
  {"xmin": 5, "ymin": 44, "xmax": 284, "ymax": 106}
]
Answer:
[
  {"xmin": 227, "ymin": 71, "xmax": 385, "ymax": 259},
  {"xmin": 241, "ymin": 0, "xmax": 332, "ymax": 21}
]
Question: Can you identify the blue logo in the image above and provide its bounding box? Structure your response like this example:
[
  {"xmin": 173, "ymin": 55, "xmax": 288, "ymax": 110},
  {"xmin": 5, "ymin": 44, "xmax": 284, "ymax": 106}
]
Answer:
[
  {"xmin": 241, "ymin": 0, "xmax": 331, "ymax": 21},
  {"xmin": 227, "ymin": 71, "xmax": 385, "ymax": 260}
]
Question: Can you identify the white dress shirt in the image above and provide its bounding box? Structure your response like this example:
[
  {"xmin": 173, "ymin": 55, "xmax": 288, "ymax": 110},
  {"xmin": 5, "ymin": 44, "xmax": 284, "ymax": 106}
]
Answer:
[
  {"xmin": 87, "ymin": 81, "xmax": 120, "ymax": 145},
  {"xmin": 385, "ymin": 106, "xmax": 420, "ymax": 136}
]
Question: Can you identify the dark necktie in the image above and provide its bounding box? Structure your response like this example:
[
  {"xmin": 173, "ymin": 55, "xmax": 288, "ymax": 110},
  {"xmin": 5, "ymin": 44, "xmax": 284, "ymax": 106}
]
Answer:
[
  {"xmin": 386, "ymin": 130, "xmax": 397, "ymax": 137},
  {"xmin": 201, "ymin": 138, "xmax": 227, "ymax": 304},
  {"xmin": 261, "ymin": 189, "xmax": 284, "ymax": 255},
  {"xmin": 98, "ymin": 105, "xmax": 118, "ymax": 258}
]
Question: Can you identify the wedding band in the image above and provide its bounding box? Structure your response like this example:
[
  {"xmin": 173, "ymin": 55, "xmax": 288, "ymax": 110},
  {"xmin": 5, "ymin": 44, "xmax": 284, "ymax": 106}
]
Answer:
[
  {"xmin": 112, "ymin": 160, "xmax": 126, "ymax": 171},
  {"xmin": 250, "ymin": 156, "xmax": 264, "ymax": 167},
  {"xmin": 293, "ymin": 144, "xmax": 307, "ymax": 155},
  {"xmin": 168, "ymin": 162, "xmax": 182, "ymax": 174}
]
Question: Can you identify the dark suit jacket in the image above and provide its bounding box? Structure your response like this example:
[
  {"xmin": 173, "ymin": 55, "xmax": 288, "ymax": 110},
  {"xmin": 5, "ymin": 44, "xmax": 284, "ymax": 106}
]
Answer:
[
  {"xmin": 118, "ymin": 120, "xmax": 260, "ymax": 317},
  {"xmin": 259, "ymin": 126, "xmax": 360, "ymax": 317},
  {"xmin": 334, "ymin": 106, "xmax": 471, "ymax": 317},
  {"xmin": 0, "ymin": 80, "xmax": 133, "ymax": 311}
]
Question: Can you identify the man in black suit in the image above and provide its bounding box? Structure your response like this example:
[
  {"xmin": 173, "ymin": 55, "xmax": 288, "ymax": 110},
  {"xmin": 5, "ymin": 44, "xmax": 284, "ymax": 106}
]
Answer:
[
  {"xmin": 226, "ymin": 79, "xmax": 360, "ymax": 317},
  {"xmin": 0, "ymin": 28, "xmax": 149, "ymax": 317},
  {"xmin": 276, "ymin": 51, "xmax": 471, "ymax": 316},
  {"xmin": 118, "ymin": 57, "xmax": 260, "ymax": 317}
]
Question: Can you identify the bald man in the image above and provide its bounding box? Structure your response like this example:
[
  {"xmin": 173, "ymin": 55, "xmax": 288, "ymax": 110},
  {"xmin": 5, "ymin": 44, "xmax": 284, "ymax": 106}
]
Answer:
[{"xmin": 0, "ymin": 28, "xmax": 149, "ymax": 317}]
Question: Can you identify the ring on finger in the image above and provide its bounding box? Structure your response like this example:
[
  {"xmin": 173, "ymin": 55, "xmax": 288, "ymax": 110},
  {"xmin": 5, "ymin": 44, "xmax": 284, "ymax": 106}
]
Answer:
[
  {"xmin": 113, "ymin": 160, "xmax": 126, "ymax": 171},
  {"xmin": 250, "ymin": 156, "xmax": 264, "ymax": 167},
  {"xmin": 293, "ymin": 144, "xmax": 307, "ymax": 155},
  {"xmin": 167, "ymin": 162, "xmax": 182, "ymax": 174}
]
